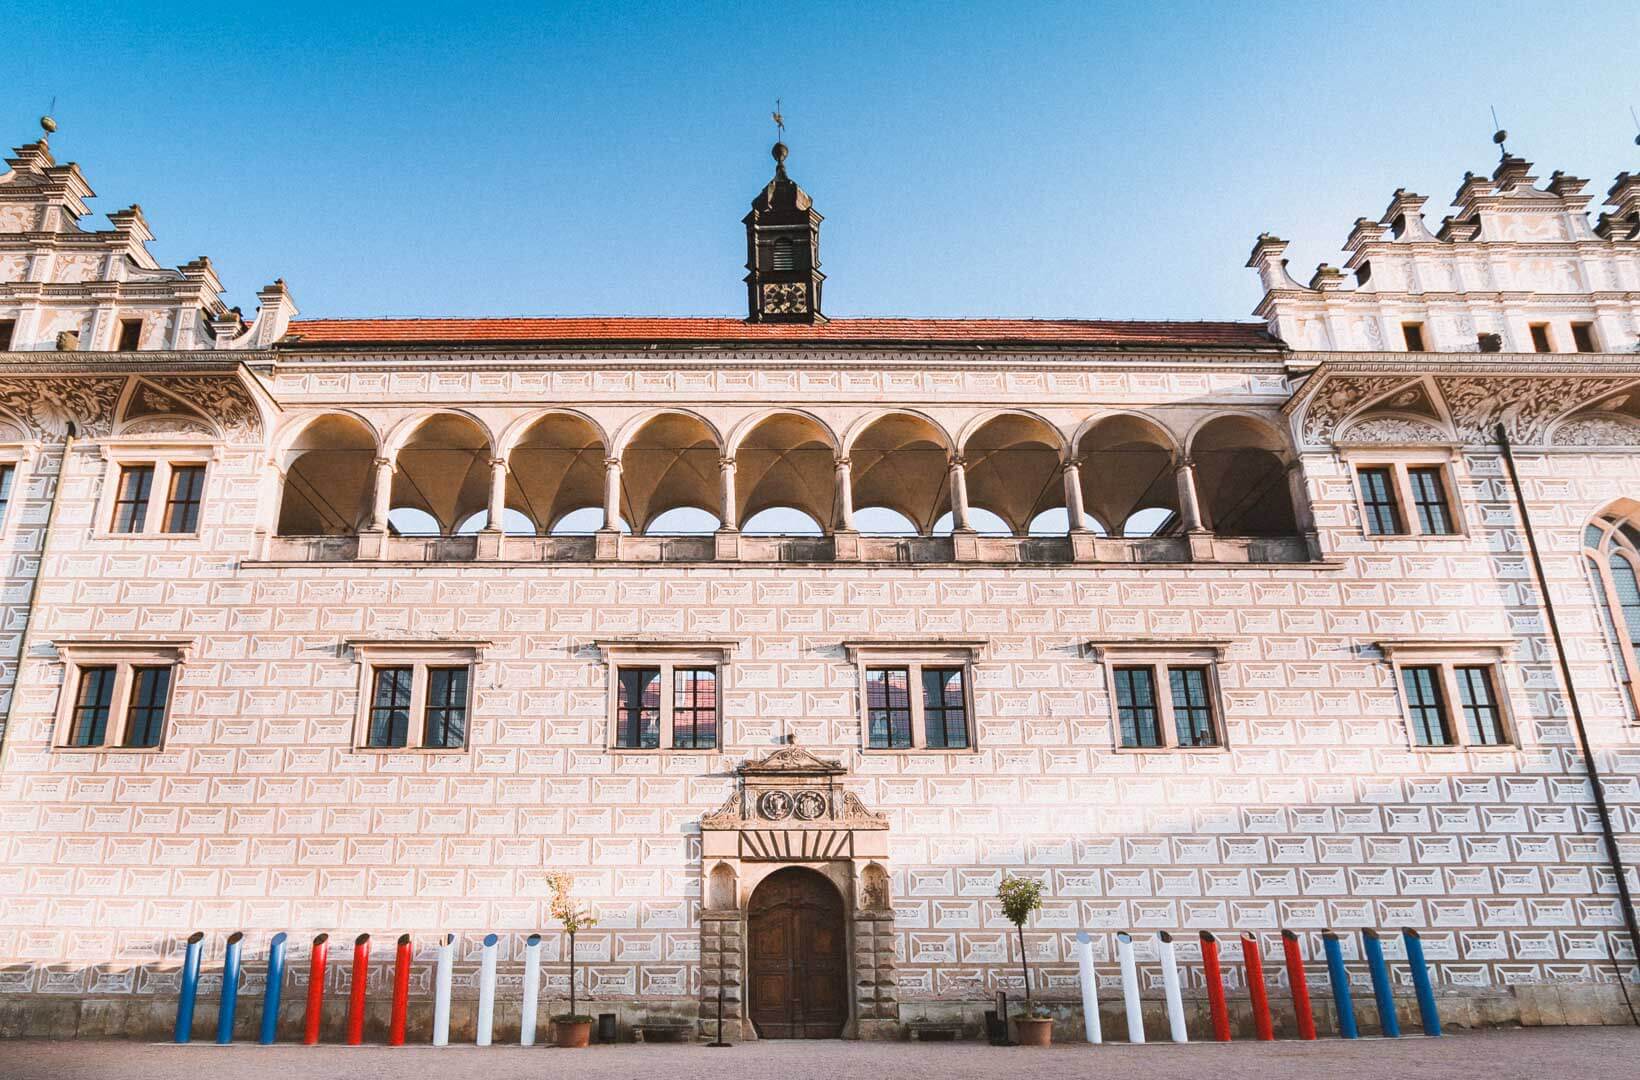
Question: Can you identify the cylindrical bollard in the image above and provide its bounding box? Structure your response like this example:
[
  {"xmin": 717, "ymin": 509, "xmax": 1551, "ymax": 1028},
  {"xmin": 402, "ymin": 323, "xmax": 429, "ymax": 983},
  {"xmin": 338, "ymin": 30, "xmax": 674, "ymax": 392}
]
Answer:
[
  {"xmin": 1158, "ymin": 932, "xmax": 1187, "ymax": 1043},
  {"xmin": 260, "ymin": 932, "xmax": 288, "ymax": 1046},
  {"xmin": 1281, "ymin": 930, "xmax": 1316, "ymax": 1040},
  {"xmin": 1200, "ymin": 931, "xmax": 1231, "ymax": 1042},
  {"xmin": 477, "ymin": 932, "xmax": 499, "ymax": 1046},
  {"xmin": 216, "ymin": 931, "xmax": 245, "ymax": 1045},
  {"xmin": 174, "ymin": 931, "xmax": 206, "ymax": 1044},
  {"xmin": 1402, "ymin": 929, "xmax": 1442, "ymax": 1037},
  {"xmin": 1116, "ymin": 931, "xmax": 1144, "ymax": 1044},
  {"xmin": 521, "ymin": 933, "xmax": 542, "ymax": 1047},
  {"xmin": 1075, "ymin": 930, "xmax": 1102, "ymax": 1044},
  {"xmin": 346, "ymin": 933, "xmax": 370, "ymax": 1046},
  {"xmin": 1322, "ymin": 931, "xmax": 1358, "ymax": 1039},
  {"xmin": 1362, "ymin": 929, "xmax": 1400, "ymax": 1038},
  {"xmin": 433, "ymin": 933, "xmax": 454, "ymax": 1047},
  {"xmin": 389, "ymin": 934, "xmax": 412, "ymax": 1047},
  {"xmin": 303, "ymin": 933, "xmax": 329, "ymax": 1045},
  {"xmin": 1241, "ymin": 933, "xmax": 1273, "ymax": 1041}
]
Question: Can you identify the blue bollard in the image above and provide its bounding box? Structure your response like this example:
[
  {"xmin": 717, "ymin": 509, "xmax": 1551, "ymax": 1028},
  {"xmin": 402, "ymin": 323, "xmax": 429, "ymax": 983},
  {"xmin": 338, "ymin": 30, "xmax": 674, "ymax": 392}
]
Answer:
[
  {"xmin": 174, "ymin": 932, "xmax": 206, "ymax": 1044},
  {"xmin": 1361, "ymin": 929, "xmax": 1400, "ymax": 1037},
  {"xmin": 260, "ymin": 932, "xmax": 288, "ymax": 1046},
  {"xmin": 217, "ymin": 932, "xmax": 245, "ymax": 1044},
  {"xmin": 1402, "ymin": 929, "xmax": 1442, "ymax": 1036},
  {"xmin": 1322, "ymin": 931, "xmax": 1358, "ymax": 1039}
]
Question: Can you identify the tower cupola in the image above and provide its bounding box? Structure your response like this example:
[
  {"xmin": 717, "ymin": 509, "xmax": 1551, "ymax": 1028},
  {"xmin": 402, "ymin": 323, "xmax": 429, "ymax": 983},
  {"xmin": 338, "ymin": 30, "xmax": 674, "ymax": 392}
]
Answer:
[{"xmin": 743, "ymin": 141, "xmax": 825, "ymax": 323}]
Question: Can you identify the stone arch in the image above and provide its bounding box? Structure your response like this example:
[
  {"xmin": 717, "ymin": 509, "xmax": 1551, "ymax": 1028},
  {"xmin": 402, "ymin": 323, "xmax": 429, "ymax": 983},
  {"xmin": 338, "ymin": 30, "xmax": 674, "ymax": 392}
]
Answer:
[
  {"xmin": 745, "ymin": 866, "xmax": 849, "ymax": 1038},
  {"xmin": 847, "ymin": 411, "xmax": 954, "ymax": 536},
  {"xmin": 388, "ymin": 412, "xmax": 494, "ymax": 536},
  {"xmin": 1187, "ymin": 412, "xmax": 1298, "ymax": 536},
  {"xmin": 506, "ymin": 411, "xmax": 609, "ymax": 534},
  {"xmin": 619, "ymin": 411, "xmax": 723, "ymax": 535},
  {"xmin": 276, "ymin": 412, "xmax": 380, "ymax": 536},
  {"xmin": 1075, "ymin": 412, "xmax": 1180, "ymax": 537},
  {"xmin": 732, "ymin": 411, "xmax": 839, "ymax": 531},
  {"xmin": 959, "ymin": 411, "xmax": 1068, "ymax": 536}
]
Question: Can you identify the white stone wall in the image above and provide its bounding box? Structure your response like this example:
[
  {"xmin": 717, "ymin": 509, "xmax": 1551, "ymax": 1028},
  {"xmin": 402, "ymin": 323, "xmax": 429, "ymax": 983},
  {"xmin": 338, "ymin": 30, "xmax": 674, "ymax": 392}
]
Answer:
[{"xmin": 0, "ymin": 364, "xmax": 1635, "ymax": 1016}]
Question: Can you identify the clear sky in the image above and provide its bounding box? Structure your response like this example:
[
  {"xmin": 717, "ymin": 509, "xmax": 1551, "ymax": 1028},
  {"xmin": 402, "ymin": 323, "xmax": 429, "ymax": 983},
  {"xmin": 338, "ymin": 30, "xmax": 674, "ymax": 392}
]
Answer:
[{"xmin": 6, "ymin": 1, "xmax": 1638, "ymax": 322}]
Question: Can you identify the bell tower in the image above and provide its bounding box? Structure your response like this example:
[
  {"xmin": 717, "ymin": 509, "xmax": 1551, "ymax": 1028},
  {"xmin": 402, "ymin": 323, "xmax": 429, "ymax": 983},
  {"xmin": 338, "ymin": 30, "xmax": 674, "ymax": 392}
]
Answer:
[{"xmin": 744, "ymin": 141, "xmax": 825, "ymax": 323}]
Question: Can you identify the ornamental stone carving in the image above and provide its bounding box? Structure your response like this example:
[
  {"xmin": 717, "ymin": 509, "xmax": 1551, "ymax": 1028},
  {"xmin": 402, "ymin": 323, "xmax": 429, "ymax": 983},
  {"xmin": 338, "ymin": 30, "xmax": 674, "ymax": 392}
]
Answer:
[
  {"xmin": 1549, "ymin": 415, "xmax": 1640, "ymax": 447},
  {"xmin": 1436, "ymin": 376, "xmax": 1635, "ymax": 444},
  {"xmin": 151, "ymin": 375, "xmax": 263, "ymax": 443},
  {"xmin": 1297, "ymin": 375, "xmax": 1417, "ymax": 448},
  {"xmin": 1335, "ymin": 415, "xmax": 1451, "ymax": 445},
  {"xmin": 0, "ymin": 377, "xmax": 125, "ymax": 439}
]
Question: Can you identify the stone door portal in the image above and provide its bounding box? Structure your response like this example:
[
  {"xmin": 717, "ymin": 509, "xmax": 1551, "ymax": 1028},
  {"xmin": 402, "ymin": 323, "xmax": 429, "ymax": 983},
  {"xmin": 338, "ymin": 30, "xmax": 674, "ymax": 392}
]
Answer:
[{"xmin": 746, "ymin": 866, "xmax": 848, "ymax": 1038}]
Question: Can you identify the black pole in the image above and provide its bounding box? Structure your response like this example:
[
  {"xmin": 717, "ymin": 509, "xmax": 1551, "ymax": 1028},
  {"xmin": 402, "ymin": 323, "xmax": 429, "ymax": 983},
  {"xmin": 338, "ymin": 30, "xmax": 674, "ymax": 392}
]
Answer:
[{"xmin": 1495, "ymin": 424, "xmax": 1640, "ymax": 993}]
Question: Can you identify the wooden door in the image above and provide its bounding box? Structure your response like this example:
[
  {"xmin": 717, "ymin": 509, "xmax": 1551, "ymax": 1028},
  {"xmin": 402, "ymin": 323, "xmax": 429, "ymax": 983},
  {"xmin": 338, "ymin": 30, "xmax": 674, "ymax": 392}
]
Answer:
[{"xmin": 747, "ymin": 867, "xmax": 848, "ymax": 1038}]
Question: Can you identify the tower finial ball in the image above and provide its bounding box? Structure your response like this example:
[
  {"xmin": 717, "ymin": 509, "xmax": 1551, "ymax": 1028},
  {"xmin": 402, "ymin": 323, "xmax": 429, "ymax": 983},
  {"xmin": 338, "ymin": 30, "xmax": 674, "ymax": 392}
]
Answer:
[
  {"xmin": 40, "ymin": 115, "xmax": 57, "ymax": 136},
  {"xmin": 772, "ymin": 141, "xmax": 788, "ymax": 164},
  {"xmin": 1492, "ymin": 129, "xmax": 1507, "ymax": 146}
]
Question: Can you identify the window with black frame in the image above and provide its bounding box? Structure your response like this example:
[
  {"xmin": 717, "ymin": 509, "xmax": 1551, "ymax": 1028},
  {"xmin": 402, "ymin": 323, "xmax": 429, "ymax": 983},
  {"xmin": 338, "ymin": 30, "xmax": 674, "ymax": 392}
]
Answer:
[
  {"xmin": 0, "ymin": 463, "xmax": 15, "ymax": 528},
  {"xmin": 672, "ymin": 667, "xmax": 718, "ymax": 749},
  {"xmin": 1408, "ymin": 466, "xmax": 1454, "ymax": 535},
  {"xmin": 1113, "ymin": 666, "xmax": 1163, "ymax": 748},
  {"xmin": 1400, "ymin": 665, "xmax": 1452, "ymax": 746},
  {"xmin": 920, "ymin": 667, "xmax": 968, "ymax": 749},
  {"xmin": 423, "ymin": 666, "xmax": 469, "ymax": 748},
  {"xmin": 123, "ymin": 666, "xmax": 172, "ymax": 748},
  {"xmin": 1168, "ymin": 666, "xmax": 1217, "ymax": 747},
  {"xmin": 112, "ymin": 465, "xmax": 154, "ymax": 533},
  {"xmin": 616, "ymin": 667, "xmax": 662, "ymax": 749},
  {"xmin": 1455, "ymin": 665, "xmax": 1505, "ymax": 745},
  {"xmin": 368, "ymin": 666, "xmax": 414, "ymax": 748},
  {"xmin": 866, "ymin": 667, "xmax": 913, "ymax": 749},
  {"xmin": 70, "ymin": 666, "xmax": 118, "ymax": 746},
  {"xmin": 163, "ymin": 465, "xmax": 206, "ymax": 533},
  {"xmin": 1356, "ymin": 467, "xmax": 1402, "ymax": 536}
]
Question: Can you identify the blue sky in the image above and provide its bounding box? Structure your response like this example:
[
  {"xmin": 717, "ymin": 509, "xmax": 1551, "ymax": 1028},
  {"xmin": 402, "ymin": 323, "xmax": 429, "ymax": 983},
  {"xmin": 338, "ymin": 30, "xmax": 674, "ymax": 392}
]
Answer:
[{"xmin": 6, "ymin": 1, "xmax": 1638, "ymax": 321}]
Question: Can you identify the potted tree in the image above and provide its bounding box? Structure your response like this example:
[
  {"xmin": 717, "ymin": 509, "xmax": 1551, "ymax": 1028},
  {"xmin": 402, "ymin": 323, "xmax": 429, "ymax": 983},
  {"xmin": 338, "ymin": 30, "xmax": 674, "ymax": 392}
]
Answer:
[
  {"xmin": 998, "ymin": 875, "xmax": 1052, "ymax": 1046},
  {"xmin": 549, "ymin": 871, "xmax": 598, "ymax": 1047}
]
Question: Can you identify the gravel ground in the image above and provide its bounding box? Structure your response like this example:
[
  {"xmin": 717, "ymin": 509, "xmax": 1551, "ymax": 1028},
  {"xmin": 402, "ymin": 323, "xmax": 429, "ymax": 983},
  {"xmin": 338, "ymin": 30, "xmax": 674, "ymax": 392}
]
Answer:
[{"xmin": 1, "ymin": 1027, "xmax": 1635, "ymax": 1080}]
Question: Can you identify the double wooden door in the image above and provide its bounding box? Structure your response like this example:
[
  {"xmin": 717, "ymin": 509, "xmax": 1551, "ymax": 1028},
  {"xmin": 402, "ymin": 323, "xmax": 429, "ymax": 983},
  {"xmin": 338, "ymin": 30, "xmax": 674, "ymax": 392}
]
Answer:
[{"xmin": 746, "ymin": 867, "xmax": 848, "ymax": 1038}]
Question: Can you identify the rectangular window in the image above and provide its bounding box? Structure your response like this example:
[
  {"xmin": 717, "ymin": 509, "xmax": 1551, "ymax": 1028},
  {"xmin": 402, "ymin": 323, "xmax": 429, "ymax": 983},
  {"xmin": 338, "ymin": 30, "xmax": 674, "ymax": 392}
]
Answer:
[
  {"xmin": 616, "ymin": 667, "xmax": 661, "ymax": 749},
  {"xmin": 123, "ymin": 666, "xmax": 172, "ymax": 748},
  {"xmin": 0, "ymin": 463, "xmax": 14, "ymax": 527},
  {"xmin": 367, "ymin": 666, "xmax": 414, "ymax": 748},
  {"xmin": 1401, "ymin": 322, "xmax": 1426, "ymax": 351},
  {"xmin": 111, "ymin": 465, "xmax": 154, "ymax": 533},
  {"xmin": 1113, "ymin": 666, "xmax": 1163, "ymax": 748},
  {"xmin": 1455, "ymin": 665, "xmax": 1506, "ymax": 746},
  {"xmin": 1357, "ymin": 467, "xmax": 1403, "ymax": 535},
  {"xmin": 1401, "ymin": 665, "xmax": 1452, "ymax": 746},
  {"xmin": 1168, "ymin": 666, "xmax": 1218, "ymax": 747},
  {"xmin": 866, "ymin": 667, "xmax": 914, "ymax": 749},
  {"xmin": 162, "ymin": 465, "xmax": 206, "ymax": 533},
  {"xmin": 0, "ymin": 319, "xmax": 15, "ymax": 350},
  {"xmin": 69, "ymin": 666, "xmax": 118, "ymax": 747},
  {"xmin": 1571, "ymin": 322, "xmax": 1597, "ymax": 353},
  {"xmin": 1529, "ymin": 323, "xmax": 1553, "ymax": 353},
  {"xmin": 422, "ymin": 666, "xmax": 469, "ymax": 748},
  {"xmin": 920, "ymin": 667, "xmax": 969, "ymax": 749},
  {"xmin": 117, "ymin": 319, "xmax": 142, "ymax": 351},
  {"xmin": 672, "ymin": 667, "xmax": 718, "ymax": 749},
  {"xmin": 1408, "ymin": 466, "xmax": 1454, "ymax": 535}
]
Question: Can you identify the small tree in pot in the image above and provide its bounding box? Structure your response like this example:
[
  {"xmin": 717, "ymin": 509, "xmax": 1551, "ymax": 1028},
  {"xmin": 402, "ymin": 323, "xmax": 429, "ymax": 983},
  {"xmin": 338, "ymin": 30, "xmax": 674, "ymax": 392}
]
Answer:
[
  {"xmin": 997, "ymin": 875, "xmax": 1052, "ymax": 1045},
  {"xmin": 550, "ymin": 871, "xmax": 599, "ymax": 1047}
]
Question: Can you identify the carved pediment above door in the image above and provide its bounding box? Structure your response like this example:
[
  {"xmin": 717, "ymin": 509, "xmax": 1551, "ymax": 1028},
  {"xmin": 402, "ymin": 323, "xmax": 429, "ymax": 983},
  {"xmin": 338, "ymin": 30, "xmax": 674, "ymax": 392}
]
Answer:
[{"xmin": 701, "ymin": 743, "xmax": 887, "ymax": 862}]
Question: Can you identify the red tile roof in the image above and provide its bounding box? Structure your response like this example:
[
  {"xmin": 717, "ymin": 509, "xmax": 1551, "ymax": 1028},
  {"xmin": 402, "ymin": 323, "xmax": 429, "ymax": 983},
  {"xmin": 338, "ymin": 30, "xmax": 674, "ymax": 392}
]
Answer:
[{"xmin": 278, "ymin": 317, "xmax": 1278, "ymax": 350}]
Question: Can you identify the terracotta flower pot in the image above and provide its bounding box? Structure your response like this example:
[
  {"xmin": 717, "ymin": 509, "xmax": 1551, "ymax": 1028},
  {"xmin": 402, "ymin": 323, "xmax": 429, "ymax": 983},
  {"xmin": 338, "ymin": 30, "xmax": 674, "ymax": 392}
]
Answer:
[
  {"xmin": 1013, "ymin": 1017, "xmax": 1054, "ymax": 1046},
  {"xmin": 554, "ymin": 1019, "xmax": 593, "ymax": 1048}
]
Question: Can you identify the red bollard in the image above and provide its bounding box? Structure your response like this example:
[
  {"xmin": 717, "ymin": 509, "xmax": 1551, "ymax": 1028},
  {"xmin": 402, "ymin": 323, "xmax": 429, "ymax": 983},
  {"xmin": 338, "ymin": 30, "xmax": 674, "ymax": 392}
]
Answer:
[
  {"xmin": 346, "ymin": 933, "xmax": 370, "ymax": 1046},
  {"xmin": 1241, "ymin": 932, "xmax": 1274, "ymax": 1041},
  {"xmin": 302, "ymin": 933, "xmax": 329, "ymax": 1046},
  {"xmin": 389, "ymin": 934, "xmax": 411, "ymax": 1047},
  {"xmin": 1282, "ymin": 929, "xmax": 1317, "ymax": 1040},
  {"xmin": 1200, "ymin": 931, "xmax": 1232, "ymax": 1041}
]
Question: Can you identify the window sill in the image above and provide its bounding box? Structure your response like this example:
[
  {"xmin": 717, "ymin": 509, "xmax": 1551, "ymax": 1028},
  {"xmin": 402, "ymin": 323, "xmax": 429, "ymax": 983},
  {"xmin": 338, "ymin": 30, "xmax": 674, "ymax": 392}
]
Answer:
[
  {"xmin": 606, "ymin": 747, "xmax": 721, "ymax": 755},
  {"xmin": 1362, "ymin": 533, "xmax": 1468, "ymax": 542},
  {"xmin": 349, "ymin": 746, "xmax": 470, "ymax": 755},
  {"xmin": 1113, "ymin": 745, "xmax": 1228, "ymax": 754},
  {"xmin": 1411, "ymin": 743, "xmax": 1517, "ymax": 753},
  {"xmin": 862, "ymin": 747, "xmax": 977, "ymax": 754},
  {"xmin": 52, "ymin": 745, "xmax": 165, "ymax": 755},
  {"xmin": 92, "ymin": 531, "xmax": 205, "ymax": 542}
]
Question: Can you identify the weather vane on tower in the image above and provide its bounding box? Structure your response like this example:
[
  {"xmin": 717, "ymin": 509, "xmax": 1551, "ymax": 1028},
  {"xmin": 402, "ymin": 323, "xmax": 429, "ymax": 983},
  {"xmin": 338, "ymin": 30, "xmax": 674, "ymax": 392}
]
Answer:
[{"xmin": 772, "ymin": 99, "xmax": 785, "ymax": 141}]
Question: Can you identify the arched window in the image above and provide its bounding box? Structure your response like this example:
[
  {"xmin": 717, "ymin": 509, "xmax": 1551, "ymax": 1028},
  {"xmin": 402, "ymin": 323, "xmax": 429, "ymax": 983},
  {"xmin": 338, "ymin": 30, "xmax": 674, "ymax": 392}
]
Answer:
[
  {"xmin": 772, "ymin": 237, "xmax": 795, "ymax": 271},
  {"xmin": 1585, "ymin": 509, "xmax": 1640, "ymax": 720}
]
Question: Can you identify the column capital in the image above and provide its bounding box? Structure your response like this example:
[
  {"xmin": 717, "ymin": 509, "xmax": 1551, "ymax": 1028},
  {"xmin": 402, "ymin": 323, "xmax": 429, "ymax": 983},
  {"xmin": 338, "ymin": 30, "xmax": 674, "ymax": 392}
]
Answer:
[
  {"xmin": 1060, "ymin": 457, "xmax": 1084, "ymax": 474},
  {"xmin": 372, "ymin": 456, "xmax": 392, "ymax": 470},
  {"xmin": 947, "ymin": 454, "xmax": 967, "ymax": 469},
  {"xmin": 834, "ymin": 456, "xmax": 851, "ymax": 469},
  {"xmin": 489, "ymin": 456, "xmax": 508, "ymax": 469},
  {"xmin": 604, "ymin": 456, "xmax": 621, "ymax": 470},
  {"xmin": 719, "ymin": 455, "xmax": 736, "ymax": 470}
]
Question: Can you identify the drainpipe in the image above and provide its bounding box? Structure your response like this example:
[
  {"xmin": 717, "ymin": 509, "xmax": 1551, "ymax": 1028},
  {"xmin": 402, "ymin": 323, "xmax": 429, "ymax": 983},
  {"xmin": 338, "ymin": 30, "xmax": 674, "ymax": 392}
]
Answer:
[
  {"xmin": 1495, "ymin": 425, "xmax": 1640, "ymax": 993},
  {"xmin": 0, "ymin": 426, "xmax": 73, "ymax": 757}
]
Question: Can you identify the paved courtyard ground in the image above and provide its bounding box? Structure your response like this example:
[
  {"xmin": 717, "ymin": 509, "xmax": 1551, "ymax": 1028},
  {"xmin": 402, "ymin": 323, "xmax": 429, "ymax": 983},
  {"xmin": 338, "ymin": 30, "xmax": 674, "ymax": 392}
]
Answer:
[{"xmin": 2, "ymin": 1027, "xmax": 1636, "ymax": 1080}]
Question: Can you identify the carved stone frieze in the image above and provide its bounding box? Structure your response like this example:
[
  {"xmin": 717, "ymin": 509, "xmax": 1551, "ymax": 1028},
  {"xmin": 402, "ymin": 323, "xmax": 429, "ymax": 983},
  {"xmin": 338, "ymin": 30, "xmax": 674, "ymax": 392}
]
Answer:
[
  {"xmin": 1435, "ymin": 376, "xmax": 1635, "ymax": 445},
  {"xmin": 0, "ymin": 376, "xmax": 126, "ymax": 438},
  {"xmin": 1297, "ymin": 375, "xmax": 1417, "ymax": 448},
  {"xmin": 1335, "ymin": 415, "xmax": 1452, "ymax": 444},
  {"xmin": 1549, "ymin": 415, "xmax": 1640, "ymax": 447},
  {"xmin": 149, "ymin": 375, "xmax": 263, "ymax": 443}
]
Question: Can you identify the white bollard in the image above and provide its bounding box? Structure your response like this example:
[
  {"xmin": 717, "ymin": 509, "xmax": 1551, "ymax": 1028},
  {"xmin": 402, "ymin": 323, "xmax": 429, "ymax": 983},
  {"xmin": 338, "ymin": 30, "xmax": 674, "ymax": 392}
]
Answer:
[
  {"xmin": 1158, "ymin": 931, "xmax": 1188, "ymax": 1043},
  {"xmin": 1117, "ymin": 931, "xmax": 1144, "ymax": 1044},
  {"xmin": 433, "ymin": 933, "xmax": 454, "ymax": 1047},
  {"xmin": 521, "ymin": 933, "xmax": 542, "ymax": 1047},
  {"xmin": 477, "ymin": 933, "xmax": 499, "ymax": 1046},
  {"xmin": 1075, "ymin": 930, "xmax": 1102, "ymax": 1045}
]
